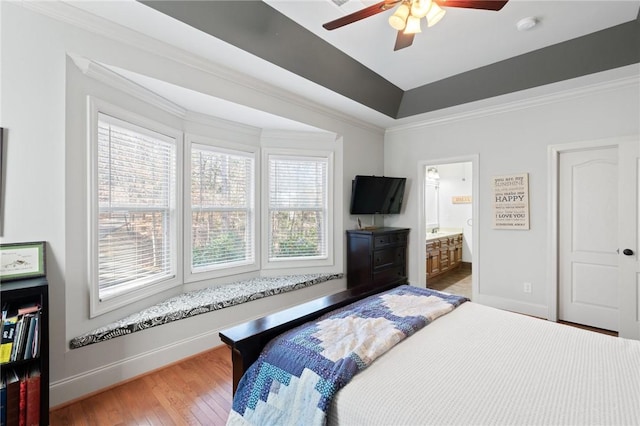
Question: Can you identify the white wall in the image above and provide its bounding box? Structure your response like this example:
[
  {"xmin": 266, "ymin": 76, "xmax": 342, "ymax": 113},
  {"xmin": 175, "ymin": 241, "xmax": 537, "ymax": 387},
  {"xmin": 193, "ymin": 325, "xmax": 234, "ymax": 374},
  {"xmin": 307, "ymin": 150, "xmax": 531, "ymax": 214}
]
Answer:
[
  {"xmin": 384, "ymin": 67, "xmax": 640, "ymax": 318},
  {"xmin": 0, "ymin": 2, "xmax": 384, "ymax": 406}
]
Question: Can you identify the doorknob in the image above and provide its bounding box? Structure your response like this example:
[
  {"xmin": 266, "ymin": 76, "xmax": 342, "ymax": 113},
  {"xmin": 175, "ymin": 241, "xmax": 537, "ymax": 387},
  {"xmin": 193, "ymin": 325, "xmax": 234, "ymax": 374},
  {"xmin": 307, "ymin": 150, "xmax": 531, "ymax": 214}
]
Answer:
[{"xmin": 623, "ymin": 249, "xmax": 634, "ymax": 256}]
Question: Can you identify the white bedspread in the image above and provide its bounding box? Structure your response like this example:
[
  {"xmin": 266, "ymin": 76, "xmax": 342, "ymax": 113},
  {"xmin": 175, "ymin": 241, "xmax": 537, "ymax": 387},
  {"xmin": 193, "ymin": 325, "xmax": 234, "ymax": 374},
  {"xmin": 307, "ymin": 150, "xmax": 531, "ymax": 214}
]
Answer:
[{"xmin": 327, "ymin": 302, "xmax": 640, "ymax": 425}]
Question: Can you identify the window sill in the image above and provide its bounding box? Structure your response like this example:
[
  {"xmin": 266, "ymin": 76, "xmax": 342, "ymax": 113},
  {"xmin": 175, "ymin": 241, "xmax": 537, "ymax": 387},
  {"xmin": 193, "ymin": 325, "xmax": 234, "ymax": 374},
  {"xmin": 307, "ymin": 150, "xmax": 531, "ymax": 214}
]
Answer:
[{"xmin": 70, "ymin": 273, "xmax": 343, "ymax": 349}]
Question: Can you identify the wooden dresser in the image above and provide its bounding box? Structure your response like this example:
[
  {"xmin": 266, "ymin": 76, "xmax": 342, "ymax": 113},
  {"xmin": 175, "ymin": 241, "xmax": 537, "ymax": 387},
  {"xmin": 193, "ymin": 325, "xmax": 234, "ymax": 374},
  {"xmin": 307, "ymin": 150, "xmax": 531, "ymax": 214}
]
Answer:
[
  {"xmin": 426, "ymin": 232, "xmax": 463, "ymax": 280},
  {"xmin": 346, "ymin": 227, "xmax": 410, "ymax": 291}
]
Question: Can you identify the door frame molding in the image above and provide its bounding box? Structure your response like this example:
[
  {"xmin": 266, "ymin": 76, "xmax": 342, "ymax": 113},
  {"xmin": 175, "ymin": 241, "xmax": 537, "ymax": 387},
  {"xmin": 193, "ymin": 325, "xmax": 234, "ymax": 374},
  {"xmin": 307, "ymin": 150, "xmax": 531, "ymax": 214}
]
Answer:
[
  {"xmin": 547, "ymin": 136, "xmax": 634, "ymax": 322},
  {"xmin": 417, "ymin": 155, "xmax": 479, "ymax": 300}
]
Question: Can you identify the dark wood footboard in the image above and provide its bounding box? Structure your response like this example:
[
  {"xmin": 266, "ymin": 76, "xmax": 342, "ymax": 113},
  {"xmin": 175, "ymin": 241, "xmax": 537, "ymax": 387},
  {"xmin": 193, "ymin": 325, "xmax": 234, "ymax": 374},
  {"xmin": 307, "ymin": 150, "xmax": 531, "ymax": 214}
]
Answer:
[{"xmin": 219, "ymin": 282, "xmax": 401, "ymax": 394}]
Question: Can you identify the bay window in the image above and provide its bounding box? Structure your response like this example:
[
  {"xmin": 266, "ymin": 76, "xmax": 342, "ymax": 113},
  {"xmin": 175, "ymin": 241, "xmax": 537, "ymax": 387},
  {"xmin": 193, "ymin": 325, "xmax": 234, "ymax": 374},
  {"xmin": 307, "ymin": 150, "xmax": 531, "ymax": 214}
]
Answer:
[
  {"xmin": 188, "ymin": 142, "xmax": 256, "ymax": 277},
  {"xmin": 266, "ymin": 152, "xmax": 331, "ymax": 264},
  {"xmin": 89, "ymin": 99, "xmax": 334, "ymax": 316},
  {"xmin": 89, "ymin": 105, "xmax": 181, "ymax": 316}
]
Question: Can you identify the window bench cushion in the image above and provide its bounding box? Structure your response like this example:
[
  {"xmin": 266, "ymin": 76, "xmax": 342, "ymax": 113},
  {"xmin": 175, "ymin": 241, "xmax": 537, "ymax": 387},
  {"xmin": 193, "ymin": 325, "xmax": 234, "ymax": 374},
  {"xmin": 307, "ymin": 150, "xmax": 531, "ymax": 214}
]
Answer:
[{"xmin": 69, "ymin": 273, "xmax": 343, "ymax": 349}]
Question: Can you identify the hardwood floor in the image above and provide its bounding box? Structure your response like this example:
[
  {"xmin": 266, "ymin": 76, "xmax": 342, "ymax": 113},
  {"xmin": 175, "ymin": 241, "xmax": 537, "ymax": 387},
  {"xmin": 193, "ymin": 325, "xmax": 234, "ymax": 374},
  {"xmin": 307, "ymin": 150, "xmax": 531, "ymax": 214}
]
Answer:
[
  {"xmin": 50, "ymin": 346, "xmax": 233, "ymax": 426},
  {"xmin": 51, "ymin": 272, "xmax": 617, "ymax": 425},
  {"xmin": 427, "ymin": 262, "xmax": 472, "ymax": 300}
]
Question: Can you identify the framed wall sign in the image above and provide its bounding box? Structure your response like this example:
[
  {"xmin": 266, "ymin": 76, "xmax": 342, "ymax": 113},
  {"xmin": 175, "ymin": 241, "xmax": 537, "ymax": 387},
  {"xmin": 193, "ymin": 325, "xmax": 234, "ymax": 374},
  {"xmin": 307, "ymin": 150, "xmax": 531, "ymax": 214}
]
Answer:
[
  {"xmin": 492, "ymin": 173, "xmax": 530, "ymax": 229},
  {"xmin": 0, "ymin": 241, "xmax": 47, "ymax": 282},
  {"xmin": 452, "ymin": 195, "xmax": 472, "ymax": 204}
]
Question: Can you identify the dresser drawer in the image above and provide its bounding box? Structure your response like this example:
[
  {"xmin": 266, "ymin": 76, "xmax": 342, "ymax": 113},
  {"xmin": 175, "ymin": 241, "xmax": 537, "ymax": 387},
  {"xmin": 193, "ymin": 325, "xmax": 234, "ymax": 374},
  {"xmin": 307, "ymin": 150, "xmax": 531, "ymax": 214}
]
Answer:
[
  {"xmin": 373, "ymin": 234, "xmax": 391, "ymax": 248},
  {"xmin": 373, "ymin": 231, "xmax": 407, "ymax": 249},
  {"xmin": 373, "ymin": 266, "xmax": 406, "ymax": 285},
  {"xmin": 373, "ymin": 247, "xmax": 405, "ymax": 270}
]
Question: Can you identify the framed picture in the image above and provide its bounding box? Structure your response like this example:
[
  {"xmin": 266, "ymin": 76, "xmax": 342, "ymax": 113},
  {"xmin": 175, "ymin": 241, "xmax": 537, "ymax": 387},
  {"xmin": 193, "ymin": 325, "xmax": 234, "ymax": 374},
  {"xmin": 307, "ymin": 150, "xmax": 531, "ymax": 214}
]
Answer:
[{"xmin": 0, "ymin": 241, "xmax": 46, "ymax": 282}]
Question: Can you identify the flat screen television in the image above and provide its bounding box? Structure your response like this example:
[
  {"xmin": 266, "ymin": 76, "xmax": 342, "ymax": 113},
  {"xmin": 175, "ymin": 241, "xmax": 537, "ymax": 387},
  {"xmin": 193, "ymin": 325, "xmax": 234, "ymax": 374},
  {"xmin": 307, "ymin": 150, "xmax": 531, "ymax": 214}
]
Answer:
[{"xmin": 349, "ymin": 175, "xmax": 407, "ymax": 215}]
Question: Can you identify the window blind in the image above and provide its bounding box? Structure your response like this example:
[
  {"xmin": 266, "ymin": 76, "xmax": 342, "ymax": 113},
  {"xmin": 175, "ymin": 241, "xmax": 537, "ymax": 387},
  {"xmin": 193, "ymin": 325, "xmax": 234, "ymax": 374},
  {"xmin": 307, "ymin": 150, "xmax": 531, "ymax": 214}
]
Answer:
[
  {"xmin": 268, "ymin": 155, "xmax": 328, "ymax": 260},
  {"xmin": 97, "ymin": 113, "xmax": 176, "ymax": 299},
  {"xmin": 191, "ymin": 144, "xmax": 254, "ymax": 270}
]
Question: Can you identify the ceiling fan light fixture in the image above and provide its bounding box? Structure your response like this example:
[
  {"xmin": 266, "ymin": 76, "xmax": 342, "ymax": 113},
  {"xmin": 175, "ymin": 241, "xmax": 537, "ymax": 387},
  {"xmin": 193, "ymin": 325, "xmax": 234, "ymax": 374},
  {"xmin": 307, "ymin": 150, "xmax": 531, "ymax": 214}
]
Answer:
[
  {"xmin": 389, "ymin": 3, "xmax": 411, "ymax": 31},
  {"xmin": 426, "ymin": 2, "xmax": 446, "ymax": 27},
  {"xmin": 410, "ymin": 0, "xmax": 432, "ymax": 19},
  {"xmin": 404, "ymin": 14, "xmax": 422, "ymax": 34}
]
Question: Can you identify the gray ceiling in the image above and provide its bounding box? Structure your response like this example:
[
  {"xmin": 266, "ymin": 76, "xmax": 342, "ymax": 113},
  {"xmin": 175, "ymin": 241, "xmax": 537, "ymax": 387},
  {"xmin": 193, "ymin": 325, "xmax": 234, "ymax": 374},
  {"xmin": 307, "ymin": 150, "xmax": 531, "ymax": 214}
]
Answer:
[{"xmin": 140, "ymin": 1, "xmax": 640, "ymax": 119}]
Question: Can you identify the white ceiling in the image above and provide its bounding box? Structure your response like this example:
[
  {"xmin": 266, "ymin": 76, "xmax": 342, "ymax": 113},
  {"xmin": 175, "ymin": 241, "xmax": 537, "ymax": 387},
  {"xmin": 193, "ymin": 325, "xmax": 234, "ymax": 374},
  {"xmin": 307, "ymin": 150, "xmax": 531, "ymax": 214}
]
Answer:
[
  {"xmin": 266, "ymin": 0, "xmax": 639, "ymax": 90},
  {"xmin": 58, "ymin": 0, "xmax": 639, "ymax": 129}
]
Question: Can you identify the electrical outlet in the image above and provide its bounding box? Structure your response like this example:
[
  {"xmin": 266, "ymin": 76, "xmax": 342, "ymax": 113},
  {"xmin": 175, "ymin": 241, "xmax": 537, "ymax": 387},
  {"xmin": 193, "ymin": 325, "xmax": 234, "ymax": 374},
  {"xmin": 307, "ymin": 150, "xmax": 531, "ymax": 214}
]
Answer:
[{"xmin": 523, "ymin": 282, "xmax": 532, "ymax": 293}]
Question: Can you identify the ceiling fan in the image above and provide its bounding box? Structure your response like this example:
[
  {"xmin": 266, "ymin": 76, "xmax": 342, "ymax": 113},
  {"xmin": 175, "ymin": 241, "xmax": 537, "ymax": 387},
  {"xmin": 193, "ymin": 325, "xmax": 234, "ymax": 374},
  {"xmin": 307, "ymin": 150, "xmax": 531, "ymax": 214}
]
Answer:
[{"xmin": 323, "ymin": 0, "xmax": 509, "ymax": 51}]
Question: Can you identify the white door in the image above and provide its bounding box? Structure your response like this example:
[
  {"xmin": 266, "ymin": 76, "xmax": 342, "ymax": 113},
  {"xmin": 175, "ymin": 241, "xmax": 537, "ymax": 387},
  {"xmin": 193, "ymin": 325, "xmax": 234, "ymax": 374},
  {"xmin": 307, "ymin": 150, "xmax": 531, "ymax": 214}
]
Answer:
[
  {"xmin": 559, "ymin": 147, "xmax": 619, "ymax": 331},
  {"xmin": 558, "ymin": 139, "xmax": 640, "ymax": 338},
  {"xmin": 618, "ymin": 140, "xmax": 640, "ymax": 340}
]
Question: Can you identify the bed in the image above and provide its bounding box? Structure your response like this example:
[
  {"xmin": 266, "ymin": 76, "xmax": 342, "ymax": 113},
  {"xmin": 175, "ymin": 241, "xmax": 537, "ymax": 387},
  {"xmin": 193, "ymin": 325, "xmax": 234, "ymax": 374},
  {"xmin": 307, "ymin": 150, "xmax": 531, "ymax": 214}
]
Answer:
[{"xmin": 219, "ymin": 282, "xmax": 640, "ymax": 425}]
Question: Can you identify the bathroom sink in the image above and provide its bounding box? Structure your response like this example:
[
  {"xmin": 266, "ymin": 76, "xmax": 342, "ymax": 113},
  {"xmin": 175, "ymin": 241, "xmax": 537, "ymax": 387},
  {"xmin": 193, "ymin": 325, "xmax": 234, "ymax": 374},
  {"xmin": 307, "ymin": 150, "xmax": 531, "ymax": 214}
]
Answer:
[
  {"xmin": 426, "ymin": 230, "xmax": 462, "ymax": 240},
  {"xmin": 426, "ymin": 232, "xmax": 448, "ymax": 239}
]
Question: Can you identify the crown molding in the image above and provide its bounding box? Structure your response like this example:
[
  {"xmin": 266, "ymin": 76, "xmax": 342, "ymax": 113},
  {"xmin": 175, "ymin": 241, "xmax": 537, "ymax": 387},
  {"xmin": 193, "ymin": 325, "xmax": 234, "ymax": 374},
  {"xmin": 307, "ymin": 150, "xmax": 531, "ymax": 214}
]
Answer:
[
  {"xmin": 260, "ymin": 129, "xmax": 337, "ymax": 141},
  {"xmin": 183, "ymin": 111, "xmax": 261, "ymax": 137},
  {"xmin": 20, "ymin": 1, "xmax": 385, "ymax": 135},
  {"xmin": 386, "ymin": 65, "xmax": 640, "ymax": 135},
  {"xmin": 69, "ymin": 53, "xmax": 301, "ymax": 138},
  {"xmin": 69, "ymin": 54, "xmax": 188, "ymax": 118}
]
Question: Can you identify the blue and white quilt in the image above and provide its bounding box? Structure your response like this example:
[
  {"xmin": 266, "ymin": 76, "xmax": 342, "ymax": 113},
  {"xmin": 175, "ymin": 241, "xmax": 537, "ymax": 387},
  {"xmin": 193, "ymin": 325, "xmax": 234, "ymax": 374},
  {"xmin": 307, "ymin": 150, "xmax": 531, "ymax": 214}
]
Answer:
[{"xmin": 227, "ymin": 285, "xmax": 467, "ymax": 425}]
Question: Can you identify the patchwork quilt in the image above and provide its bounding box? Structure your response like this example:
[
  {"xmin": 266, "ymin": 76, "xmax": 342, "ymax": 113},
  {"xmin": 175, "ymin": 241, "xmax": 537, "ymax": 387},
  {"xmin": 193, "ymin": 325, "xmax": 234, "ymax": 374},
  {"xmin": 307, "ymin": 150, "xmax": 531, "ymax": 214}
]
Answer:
[{"xmin": 227, "ymin": 285, "xmax": 467, "ymax": 425}]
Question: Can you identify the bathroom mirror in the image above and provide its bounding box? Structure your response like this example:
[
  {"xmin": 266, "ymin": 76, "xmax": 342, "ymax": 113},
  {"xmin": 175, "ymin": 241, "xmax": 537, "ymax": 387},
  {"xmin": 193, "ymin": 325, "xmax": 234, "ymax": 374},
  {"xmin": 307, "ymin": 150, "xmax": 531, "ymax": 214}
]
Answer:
[{"xmin": 425, "ymin": 181, "xmax": 439, "ymax": 229}]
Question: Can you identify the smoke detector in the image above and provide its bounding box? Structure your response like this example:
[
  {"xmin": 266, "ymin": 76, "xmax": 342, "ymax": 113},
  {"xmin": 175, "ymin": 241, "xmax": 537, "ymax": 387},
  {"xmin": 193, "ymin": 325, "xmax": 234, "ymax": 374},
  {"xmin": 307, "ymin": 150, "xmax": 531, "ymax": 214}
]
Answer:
[{"xmin": 516, "ymin": 17, "xmax": 538, "ymax": 31}]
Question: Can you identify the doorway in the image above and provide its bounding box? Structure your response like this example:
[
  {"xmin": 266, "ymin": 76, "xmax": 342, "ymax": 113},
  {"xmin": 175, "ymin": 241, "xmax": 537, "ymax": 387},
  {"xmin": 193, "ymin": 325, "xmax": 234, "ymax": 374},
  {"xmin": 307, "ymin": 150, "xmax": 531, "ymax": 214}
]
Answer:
[
  {"xmin": 550, "ymin": 137, "xmax": 640, "ymax": 340},
  {"xmin": 419, "ymin": 157, "xmax": 478, "ymax": 301}
]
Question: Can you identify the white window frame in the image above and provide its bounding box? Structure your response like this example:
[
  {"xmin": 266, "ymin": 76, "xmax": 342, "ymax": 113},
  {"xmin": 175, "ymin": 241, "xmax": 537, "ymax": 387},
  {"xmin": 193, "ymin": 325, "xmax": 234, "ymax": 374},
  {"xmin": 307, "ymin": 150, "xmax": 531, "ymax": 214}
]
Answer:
[
  {"xmin": 261, "ymin": 148, "xmax": 334, "ymax": 269},
  {"xmin": 88, "ymin": 97, "xmax": 183, "ymax": 317},
  {"xmin": 184, "ymin": 134, "xmax": 259, "ymax": 282}
]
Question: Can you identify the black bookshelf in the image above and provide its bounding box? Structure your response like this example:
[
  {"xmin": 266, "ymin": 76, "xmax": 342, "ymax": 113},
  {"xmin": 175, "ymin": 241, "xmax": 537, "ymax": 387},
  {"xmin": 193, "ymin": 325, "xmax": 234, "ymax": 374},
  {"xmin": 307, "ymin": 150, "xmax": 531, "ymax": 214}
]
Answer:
[{"xmin": 1, "ymin": 277, "xmax": 49, "ymax": 425}]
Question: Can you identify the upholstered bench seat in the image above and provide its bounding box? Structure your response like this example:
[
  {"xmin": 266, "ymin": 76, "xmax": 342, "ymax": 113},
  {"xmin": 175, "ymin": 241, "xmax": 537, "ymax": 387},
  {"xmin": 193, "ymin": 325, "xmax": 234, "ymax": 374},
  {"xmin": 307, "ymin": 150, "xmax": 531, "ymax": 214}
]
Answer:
[{"xmin": 69, "ymin": 273, "xmax": 343, "ymax": 349}]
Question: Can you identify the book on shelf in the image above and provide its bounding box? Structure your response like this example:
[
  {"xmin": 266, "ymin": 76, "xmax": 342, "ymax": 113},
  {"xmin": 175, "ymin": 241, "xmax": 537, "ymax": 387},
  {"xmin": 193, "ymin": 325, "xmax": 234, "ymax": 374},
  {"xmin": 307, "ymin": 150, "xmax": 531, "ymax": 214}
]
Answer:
[
  {"xmin": 18, "ymin": 375, "xmax": 26, "ymax": 426},
  {"xmin": 16, "ymin": 304, "xmax": 39, "ymax": 317},
  {"xmin": 10, "ymin": 316, "xmax": 29, "ymax": 362},
  {"xmin": 1, "ymin": 375, "xmax": 6, "ymax": 426},
  {"xmin": 9, "ymin": 318, "xmax": 21, "ymax": 363},
  {"xmin": 1, "ymin": 367, "xmax": 40, "ymax": 426},
  {"xmin": 22, "ymin": 315, "xmax": 37, "ymax": 361},
  {"xmin": 25, "ymin": 368, "xmax": 40, "ymax": 426},
  {"xmin": 5, "ymin": 370, "xmax": 19, "ymax": 426},
  {"xmin": 29, "ymin": 315, "xmax": 39, "ymax": 360},
  {"xmin": 2, "ymin": 310, "xmax": 40, "ymax": 364},
  {"xmin": 0, "ymin": 317, "xmax": 18, "ymax": 364}
]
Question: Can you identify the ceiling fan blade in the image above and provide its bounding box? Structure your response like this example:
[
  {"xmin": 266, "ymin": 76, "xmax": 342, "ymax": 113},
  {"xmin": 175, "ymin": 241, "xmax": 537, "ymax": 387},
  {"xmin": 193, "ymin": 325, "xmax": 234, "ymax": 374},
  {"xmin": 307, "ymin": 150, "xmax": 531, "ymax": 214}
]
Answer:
[
  {"xmin": 323, "ymin": 0, "xmax": 402, "ymax": 30},
  {"xmin": 394, "ymin": 31, "xmax": 415, "ymax": 51},
  {"xmin": 435, "ymin": 0, "xmax": 509, "ymax": 11}
]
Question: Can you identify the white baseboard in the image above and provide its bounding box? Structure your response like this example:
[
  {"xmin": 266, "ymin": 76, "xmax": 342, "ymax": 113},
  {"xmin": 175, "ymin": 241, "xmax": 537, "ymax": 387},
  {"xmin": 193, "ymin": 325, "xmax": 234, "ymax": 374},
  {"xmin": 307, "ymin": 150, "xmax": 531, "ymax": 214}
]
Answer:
[{"xmin": 474, "ymin": 293, "xmax": 549, "ymax": 319}]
